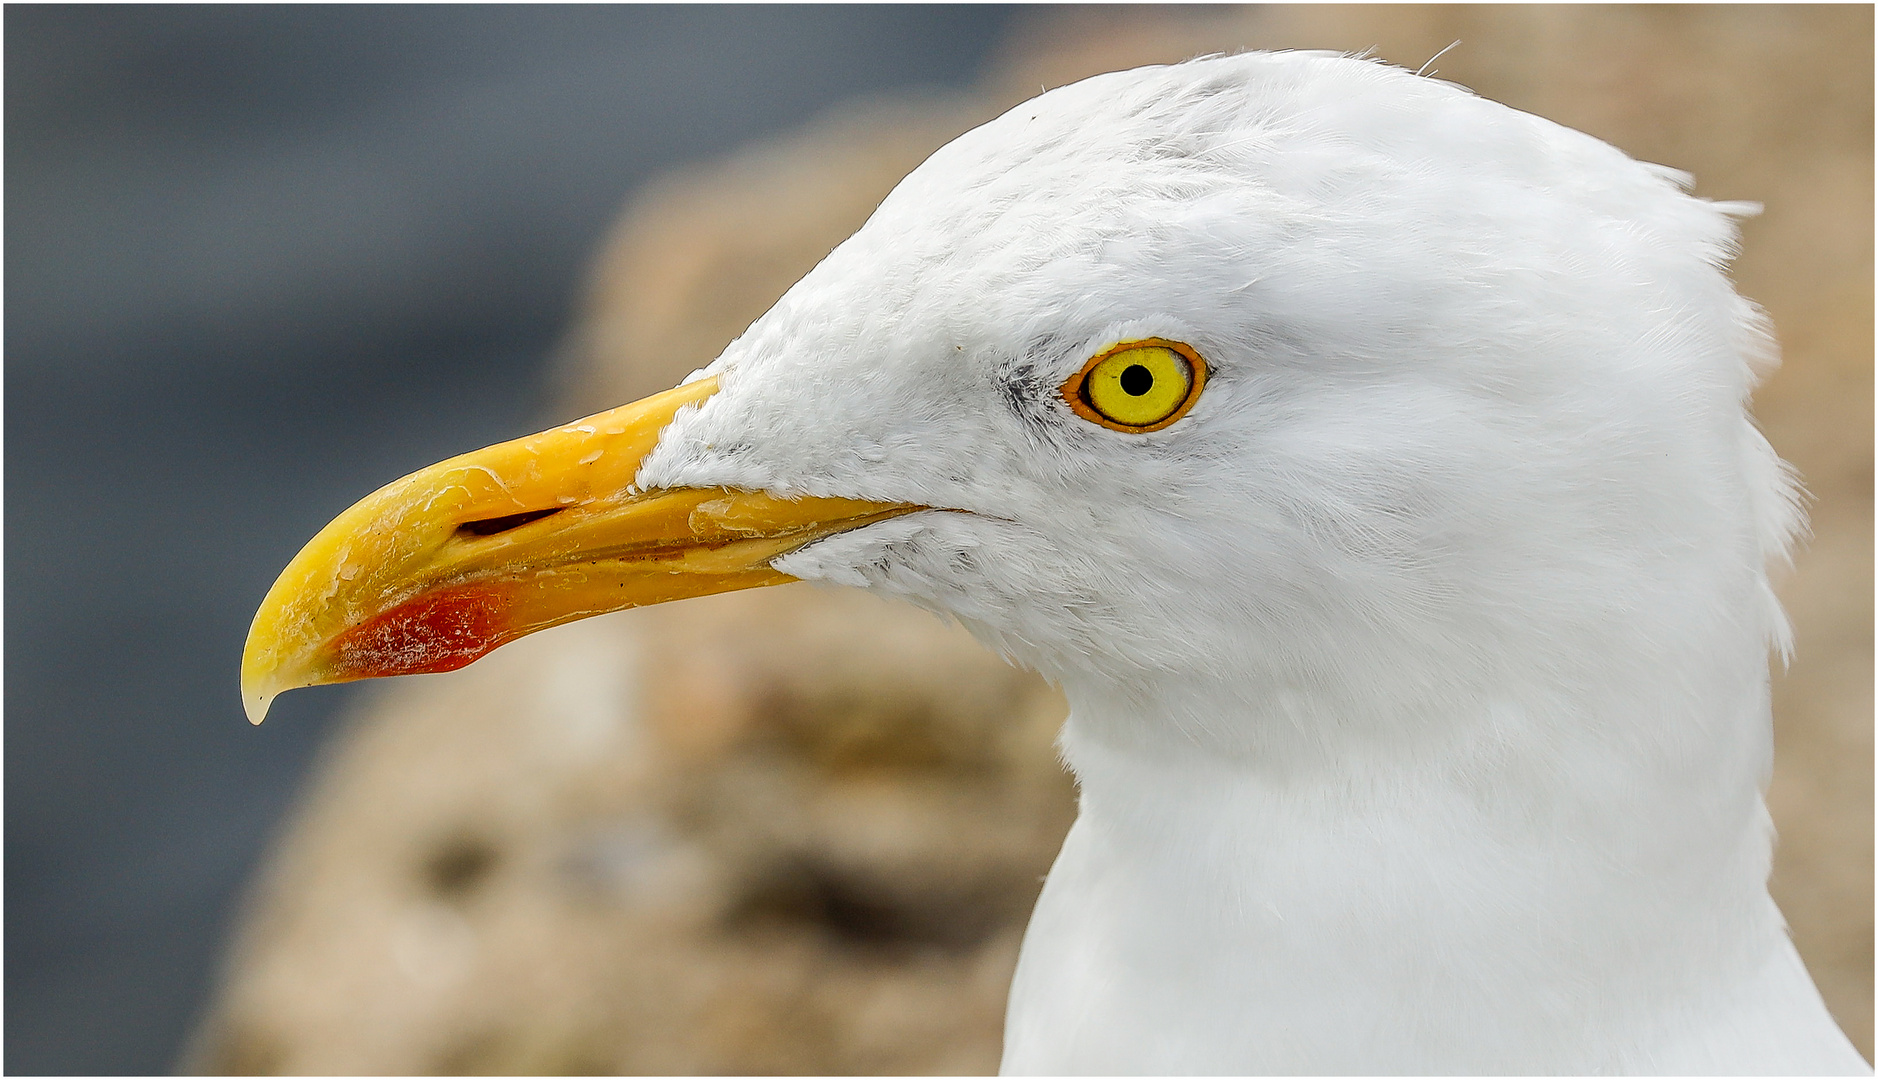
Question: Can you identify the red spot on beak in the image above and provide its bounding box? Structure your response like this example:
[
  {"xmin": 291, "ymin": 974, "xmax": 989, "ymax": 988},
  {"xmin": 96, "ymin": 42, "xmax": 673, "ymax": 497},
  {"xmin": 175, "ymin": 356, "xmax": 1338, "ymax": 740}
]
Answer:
[{"xmin": 330, "ymin": 585, "xmax": 512, "ymax": 678}]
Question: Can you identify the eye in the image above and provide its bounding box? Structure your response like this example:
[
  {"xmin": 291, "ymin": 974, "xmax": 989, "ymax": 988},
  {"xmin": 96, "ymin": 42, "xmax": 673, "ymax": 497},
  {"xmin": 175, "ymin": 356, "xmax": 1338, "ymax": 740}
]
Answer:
[{"xmin": 1061, "ymin": 338, "xmax": 1208, "ymax": 432}]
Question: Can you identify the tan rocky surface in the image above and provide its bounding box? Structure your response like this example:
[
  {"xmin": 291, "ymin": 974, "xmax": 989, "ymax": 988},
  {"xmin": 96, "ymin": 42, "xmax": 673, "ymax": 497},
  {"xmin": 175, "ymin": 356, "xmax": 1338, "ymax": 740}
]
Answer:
[{"xmin": 190, "ymin": 7, "xmax": 1871, "ymax": 1073}]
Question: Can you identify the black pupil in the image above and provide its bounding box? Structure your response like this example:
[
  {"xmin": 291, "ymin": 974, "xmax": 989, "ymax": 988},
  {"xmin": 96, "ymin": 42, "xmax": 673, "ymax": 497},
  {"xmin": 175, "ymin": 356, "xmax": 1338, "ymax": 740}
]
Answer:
[{"xmin": 1119, "ymin": 364, "xmax": 1154, "ymax": 396}]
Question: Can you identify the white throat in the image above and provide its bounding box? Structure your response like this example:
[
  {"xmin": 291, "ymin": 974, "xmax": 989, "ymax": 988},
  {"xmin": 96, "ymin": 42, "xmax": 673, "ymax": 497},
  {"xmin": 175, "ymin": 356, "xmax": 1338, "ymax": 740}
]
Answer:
[{"xmin": 997, "ymin": 667, "xmax": 1851, "ymax": 1074}]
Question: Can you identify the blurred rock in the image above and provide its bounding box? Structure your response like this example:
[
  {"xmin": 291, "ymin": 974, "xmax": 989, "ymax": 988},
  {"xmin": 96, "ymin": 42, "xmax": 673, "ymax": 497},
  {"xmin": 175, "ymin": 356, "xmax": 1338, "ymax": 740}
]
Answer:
[
  {"xmin": 189, "ymin": 7, "xmax": 1870, "ymax": 1073},
  {"xmin": 190, "ymin": 590, "xmax": 1069, "ymax": 1074}
]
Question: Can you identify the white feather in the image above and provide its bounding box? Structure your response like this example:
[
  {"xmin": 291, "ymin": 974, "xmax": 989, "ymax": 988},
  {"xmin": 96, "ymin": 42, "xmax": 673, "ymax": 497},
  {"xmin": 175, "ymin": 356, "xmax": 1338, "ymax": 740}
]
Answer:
[{"xmin": 638, "ymin": 51, "xmax": 1863, "ymax": 1074}]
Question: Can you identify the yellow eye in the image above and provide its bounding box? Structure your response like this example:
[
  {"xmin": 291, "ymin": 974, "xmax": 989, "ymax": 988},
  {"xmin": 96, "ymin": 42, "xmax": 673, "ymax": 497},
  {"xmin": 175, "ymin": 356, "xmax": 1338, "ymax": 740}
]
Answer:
[{"xmin": 1061, "ymin": 338, "xmax": 1208, "ymax": 432}]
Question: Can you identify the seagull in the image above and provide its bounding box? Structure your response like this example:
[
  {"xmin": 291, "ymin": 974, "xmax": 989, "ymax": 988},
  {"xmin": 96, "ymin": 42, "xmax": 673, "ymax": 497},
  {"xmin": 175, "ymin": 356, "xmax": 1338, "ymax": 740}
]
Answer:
[{"xmin": 241, "ymin": 52, "xmax": 1867, "ymax": 1074}]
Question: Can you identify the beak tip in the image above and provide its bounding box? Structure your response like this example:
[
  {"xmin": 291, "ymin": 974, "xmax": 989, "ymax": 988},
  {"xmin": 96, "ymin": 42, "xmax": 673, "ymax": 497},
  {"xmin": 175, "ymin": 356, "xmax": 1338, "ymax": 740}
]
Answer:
[
  {"xmin": 244, "ymin": 691, "xmax": 273, "ymax": 726},
  {"xmin": 241, "ymin": 659, "xmax": 281, "ymax": 725}
]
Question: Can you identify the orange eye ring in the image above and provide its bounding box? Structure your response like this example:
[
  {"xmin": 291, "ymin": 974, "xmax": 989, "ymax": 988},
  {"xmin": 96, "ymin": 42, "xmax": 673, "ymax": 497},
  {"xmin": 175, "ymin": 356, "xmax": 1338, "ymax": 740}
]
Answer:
[{"xmin": 1060, "ymin": 337, "xmax": 1209, "ymax": 433}]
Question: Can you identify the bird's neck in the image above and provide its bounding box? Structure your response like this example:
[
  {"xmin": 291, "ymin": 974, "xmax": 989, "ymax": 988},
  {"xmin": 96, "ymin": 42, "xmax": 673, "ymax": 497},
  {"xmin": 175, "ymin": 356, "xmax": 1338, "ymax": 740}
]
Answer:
[
  {"xmin": 1025, "ymin": 670, "xmax": 1792, "ymax": 1069},
  {"xmin": 1061, "ymin": 679, "xmax": 1779, "ymax": 937},
  {"xmin": 1057, "ymin": 646, "xmax": 1778, "ymax": 898}
]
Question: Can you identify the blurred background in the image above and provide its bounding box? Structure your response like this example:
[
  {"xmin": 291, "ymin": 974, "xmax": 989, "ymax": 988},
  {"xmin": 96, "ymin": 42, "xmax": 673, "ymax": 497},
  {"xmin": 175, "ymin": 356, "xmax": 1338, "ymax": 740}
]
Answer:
[
  {"xmin": 7, "ymin": 6, "xmax": 1869, "ymax": 1075},
  {"xmin": 5, "ymin": 7, "xmax": 1021, "ymax": 1072}
]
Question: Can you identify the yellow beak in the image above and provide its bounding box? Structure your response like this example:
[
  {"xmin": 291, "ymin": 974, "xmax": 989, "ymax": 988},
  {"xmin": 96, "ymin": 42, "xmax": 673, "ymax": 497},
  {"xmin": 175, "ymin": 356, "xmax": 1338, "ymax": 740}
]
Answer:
[{"xmin": 240, "ymin": 376, "xmax": 919, "ymax": 724}]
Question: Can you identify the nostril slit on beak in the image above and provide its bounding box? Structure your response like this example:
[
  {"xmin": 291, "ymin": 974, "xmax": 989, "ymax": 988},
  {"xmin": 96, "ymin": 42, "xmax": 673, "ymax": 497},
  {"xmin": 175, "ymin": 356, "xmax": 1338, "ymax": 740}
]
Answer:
[{"xmin": 455, "ymin": 508, "xmax": 564, "ymax": 538}]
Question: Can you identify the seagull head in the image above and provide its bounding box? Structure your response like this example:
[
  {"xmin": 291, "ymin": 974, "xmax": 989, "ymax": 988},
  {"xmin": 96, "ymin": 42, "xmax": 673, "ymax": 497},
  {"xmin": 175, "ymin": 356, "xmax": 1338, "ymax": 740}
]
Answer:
[{"xmin": 244, "ymin": 52, "xmax": 1792, "ymax": 773}]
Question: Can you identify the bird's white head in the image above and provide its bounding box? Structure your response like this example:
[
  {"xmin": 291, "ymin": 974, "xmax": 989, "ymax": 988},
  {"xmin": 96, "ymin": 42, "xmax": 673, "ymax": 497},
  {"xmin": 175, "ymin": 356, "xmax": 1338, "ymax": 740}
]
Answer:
[
  {"xmin": 246, "ymin": 51, "xmax": 1795, "ymax": 775},
  {"xmin": 631, "ymin": 51, "xmax": 1795, "ymax": 765}
]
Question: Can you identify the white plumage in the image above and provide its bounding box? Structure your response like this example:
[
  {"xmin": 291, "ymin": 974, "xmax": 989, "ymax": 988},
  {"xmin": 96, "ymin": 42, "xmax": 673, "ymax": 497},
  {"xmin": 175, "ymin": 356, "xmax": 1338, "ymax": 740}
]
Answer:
[{"xmin": 634, "ymin": 52, "xmax": 1865, "ymax": 1073}]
